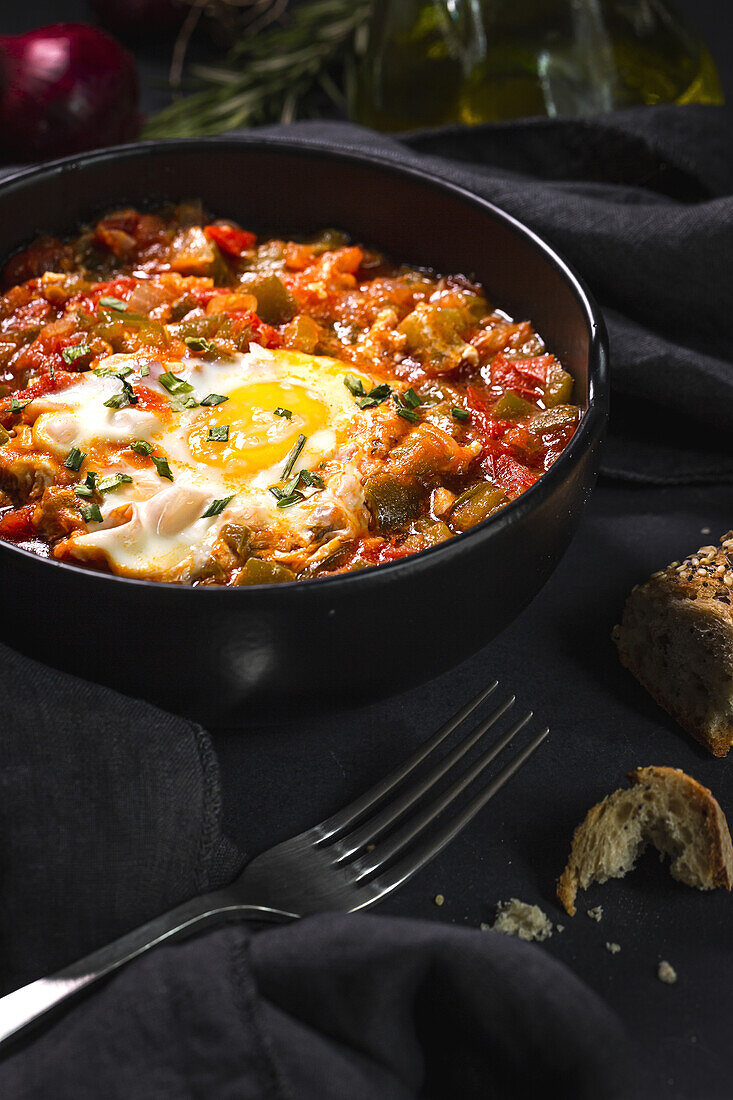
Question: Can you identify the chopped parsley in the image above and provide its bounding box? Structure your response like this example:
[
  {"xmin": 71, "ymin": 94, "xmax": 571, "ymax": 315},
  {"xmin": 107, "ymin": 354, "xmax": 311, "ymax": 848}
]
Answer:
[
  {"xmin": 97, "ymin": 473, "xmax": 133, "ymax": 494},
  {"xmin": 130, "ymin": 440, "xmax": 153, "ymax": 456},
  {"xmin": 61, "ymin": 344, "xmax": 91, "ymax": 365},
  {"xmin": 151, "ymin": 455, "xmax": 174, "ymax": 481},
  {"xmin": 281, "ymin": 433, "xmax": 306, "ymax": 480},
  {"xmin": 451, "ymin": 406, "xmax": 470, "ymax": 422},
  {"xmin": 201, "ymin": 494, "xmax": 235, "ymax": 519},
  {"xmin": 200, "ymin": 393, "xmax": 228, "ymax": 407},
  {"xmin": 98, "ymin": 296, "xmax": 128, "ymax": 311},
  {"xmin": 80, "ymin": 503, "xmax": 103, "ymax": 523},
  {"xmin": 207, "ymin": 425, "xmax": 229, "ymax": 442},
  {"xmin": 158, "ymin": 370, "xmax": 194, "ymax": 395},
  {"xmin": 63, "ymin": 446, "xmax": 86, "ymax": 471},
  {"xmin": 274, "ymin": 407, "xmax": 292, "ymax": 419},
  {"xmin": 184, "ymin": 335, "xmax": 216, "ymax": 354}
]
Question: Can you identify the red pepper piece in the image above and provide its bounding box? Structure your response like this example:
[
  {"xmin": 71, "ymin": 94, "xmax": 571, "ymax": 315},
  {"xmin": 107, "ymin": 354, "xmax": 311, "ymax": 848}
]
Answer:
[
  {"xmin": 0, "ymin": 504, "xmax": 36, "ymax": 541},
  {"xmin": 204, "ymin": 225, "xmax": 257, "ymax": 257}
]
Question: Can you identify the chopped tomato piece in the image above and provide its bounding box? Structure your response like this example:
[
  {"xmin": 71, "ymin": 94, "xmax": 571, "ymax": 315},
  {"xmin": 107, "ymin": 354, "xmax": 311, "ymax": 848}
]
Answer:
[
  {"xmin": 0, "ymin": 504, "xmax": 36, "ymax": 541},
  {"xmin": 489, "ymin": 352, "xmax": 547, "ymax": 401},
  {"xmin": 204, "ymin": 225, "xmax": 257, "ymax": 256},
  {"xmin": 492, "ymin": 455, "xmax": 538, "ymax": 498}
]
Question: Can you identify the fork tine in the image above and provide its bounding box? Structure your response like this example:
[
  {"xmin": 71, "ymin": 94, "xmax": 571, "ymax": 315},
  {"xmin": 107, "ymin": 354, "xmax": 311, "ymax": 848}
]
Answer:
[
  {"xmin": 314, "ymin": 679, "xmax": 499, "ymax": 842},
  {"xmin": 332, "ymin": 694, "xmax": 516, "ymax": 861},
  {"xmin": 358, "ymin": 727, "xmax": 549, "ymax": 906},
  {"xmin": 349, "ymin": 710, "xmax": 535, "ymax": 881}
]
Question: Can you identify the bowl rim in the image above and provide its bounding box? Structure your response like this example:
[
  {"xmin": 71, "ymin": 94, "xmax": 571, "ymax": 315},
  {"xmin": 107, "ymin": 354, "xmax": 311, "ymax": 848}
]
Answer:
[{"xmin": 0, "ymin": 135, "xmax": 609, "ymax": 596}]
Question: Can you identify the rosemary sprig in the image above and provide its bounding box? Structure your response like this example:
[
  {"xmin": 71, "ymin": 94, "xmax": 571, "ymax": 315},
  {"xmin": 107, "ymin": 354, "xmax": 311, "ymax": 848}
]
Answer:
[{"xmin": 143, "ymin": 0, "xmax": 370, "ymax": 140}]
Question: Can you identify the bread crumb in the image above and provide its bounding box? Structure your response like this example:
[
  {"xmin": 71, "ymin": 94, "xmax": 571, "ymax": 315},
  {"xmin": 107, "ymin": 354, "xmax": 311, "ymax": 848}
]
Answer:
[
  {"xmin": 587, "ymin": 906, "xmax": 603, "ymax": 922},
  {"xmin": 479, "ymin": 922, "xmax": 491, "ymax": 932},
  {"xmin": 701, "ymin": 528, "xmax": 711, "ymax": 535},
  {"xmin": 605, "ymin": 942, "xmax": 621, "ymax": 954},
  {"xmin": 433, "ymin": 893, "xmax": 444, "ymax": 907},
  {"xmin": 491, "ymin": 899, "xmax": 553, "ymax": 942},
  {"xmin": 658, "ymin": 960, "xmax": 677, "ymax": 984},
  {"xmin": 555, "ymin": 924, "xmax": 564, "ymax": 933}
]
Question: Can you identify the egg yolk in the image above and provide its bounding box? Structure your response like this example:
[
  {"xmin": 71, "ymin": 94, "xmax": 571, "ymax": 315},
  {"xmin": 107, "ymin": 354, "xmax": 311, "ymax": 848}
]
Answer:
[{"xmin": 187, "ymin": 381, "xmax": 330, "ymax": 476}]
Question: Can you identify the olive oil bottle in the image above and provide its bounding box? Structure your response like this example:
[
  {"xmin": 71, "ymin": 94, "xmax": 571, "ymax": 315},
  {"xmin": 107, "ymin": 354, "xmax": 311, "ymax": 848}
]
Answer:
[{"xmin": 351, "ymin": 0, "xmax": 723, "ymax": 131}]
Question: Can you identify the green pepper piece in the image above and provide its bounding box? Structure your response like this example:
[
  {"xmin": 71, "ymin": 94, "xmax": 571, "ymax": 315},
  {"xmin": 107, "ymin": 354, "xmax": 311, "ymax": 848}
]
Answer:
[
  {"xmin": 492, "ymin": 392, "xmax": 535, "ymax": 419},
  {"xmin": 364, "ymin": 476, "xmax": 424, "ymax": 534},
  {"xmin": 450, "ymin": 482, "xmax": 507, "ymax": 532},
  {"xmin": 236, "ymin": 558, "xmax": 295, "ymax": 585},
  {"xmin": 543, "ymin": 364, "xmax": 574, "ymax": 408},
  {"xmin": 241, "ymin": 274, "xmax": 296, "ymax": 326}
]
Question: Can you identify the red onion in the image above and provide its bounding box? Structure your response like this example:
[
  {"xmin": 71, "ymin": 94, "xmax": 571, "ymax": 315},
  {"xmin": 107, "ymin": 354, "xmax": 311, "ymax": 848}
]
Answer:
[{"xmin": 0, "ymin": 23, "xmax": 140, "ymax": 163}]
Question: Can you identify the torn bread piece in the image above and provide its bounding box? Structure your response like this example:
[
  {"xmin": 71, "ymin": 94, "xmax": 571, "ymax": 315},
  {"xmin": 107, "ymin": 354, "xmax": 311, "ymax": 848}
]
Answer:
[
  {"xmin": 557, "ymin": 767, "xmax": 733, "ymax": 916},
  {"xmin": 612, "ymin": 533, "xmax": 733, "ymax": 757}
]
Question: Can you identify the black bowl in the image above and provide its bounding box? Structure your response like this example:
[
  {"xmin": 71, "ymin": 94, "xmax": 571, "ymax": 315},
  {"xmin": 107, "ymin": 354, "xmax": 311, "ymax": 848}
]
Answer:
[{"xmin": 0, "ymin": 139, "xmax": 608, "ymax": 723}]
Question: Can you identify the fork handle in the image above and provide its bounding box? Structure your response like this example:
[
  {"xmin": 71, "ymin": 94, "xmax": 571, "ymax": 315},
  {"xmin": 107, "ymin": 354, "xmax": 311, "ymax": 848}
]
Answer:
[{"xmin": 0, "ymin": 891, "xmax": 296, "ymax": 1049}]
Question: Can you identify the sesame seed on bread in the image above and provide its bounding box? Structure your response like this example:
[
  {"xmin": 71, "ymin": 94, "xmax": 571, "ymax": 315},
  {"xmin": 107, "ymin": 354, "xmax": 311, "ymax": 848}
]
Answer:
[
  {"xmin": 612, "ymin": 532, "xmax": 733, "ymax": 757},
  {"xmin": 557, "ymin": 767, "xmax": 733, "ymax": 916}
]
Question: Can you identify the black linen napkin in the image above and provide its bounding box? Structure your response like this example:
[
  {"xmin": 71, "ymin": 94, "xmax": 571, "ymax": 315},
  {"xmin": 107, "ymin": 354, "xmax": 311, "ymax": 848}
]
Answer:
[
  {"xmin": 0, "ymin": 641, "xmax": 630, "ymax": 1099},
  {"xmin": 234, "ymin": 106, "xmax": 733, "ymax": 485}
]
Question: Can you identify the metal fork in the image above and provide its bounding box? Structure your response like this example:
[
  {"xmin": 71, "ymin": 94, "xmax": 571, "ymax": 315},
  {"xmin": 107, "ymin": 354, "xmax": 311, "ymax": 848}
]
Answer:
[{"xmin": 0, "ymin": 680, "xmax": 548, "ymax": 1048}]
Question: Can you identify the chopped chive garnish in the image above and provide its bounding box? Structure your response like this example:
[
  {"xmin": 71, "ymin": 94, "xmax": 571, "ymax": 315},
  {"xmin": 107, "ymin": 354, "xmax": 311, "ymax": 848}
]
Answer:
[
  {"xmin": 201, "ymin": 494, "xmax": 235, "ymax": 518},
  {"xmin": 184, "ymin": 335, "xmax": 216, "ymax": 353},
  {"xmin": 49, "ymin": 363, "xmax": 55, "ymax": 380},
  {"xmin": 451, "ymin": 406, "xmax": 470, "ymax": 421},
  {"xmin": 63, "ymin": 446, "xmax": 86, "ymax": 471},
  {"xmin": 103, "ymin": 393, "xmax": 125, "ymax": 409},
  {"xmin": 99, "ymin": 296, "xmax": 127, "ymax": 311},
  {"xmin": 151, "ymin": 455, "xmax": 174, "ymax": 481},
  {"xmin": 276, "ymin": 491, "xmax": 304, "ymax": 509},
  {"xmin": 299, "ymin": 469, "xmax": 325, "ymax": 489},
  {"xmin": 103, "ymin": 374, "xmax": 138, "ymax": 410},
  {"xmin": 97, "ymin": 473, "xmax": 133, "ymax": 494},
  {"xmin": 282, "ymin": 473, "xmax": 301, "ymax": 497},
  {"xmin": 274, "ymin": 407, "xmax": 292, "ymax": 419},
  {"xmin": 402, "ymin": 387, "xmax": 422, "ymax": 409},
  {"xmin": 140, "ymin": 364, "xmax": 150, "ymax": 377},
  {"xmin": 281, "ymin": 433, "xmax": 306, "ymax": 480},
  {"xmin": 84, "ymin": 471, "xmax": 98, "ymax": 490},
  {"xmin": 94, "ymin": 364, "xmax": 133, "ymax": 378},
  {"xmin": 180, "ymin": 394, "xmax": 199, "ymax": 408},
  {"xmin": 74, "ymin": 484, "xmax": 94, "ymax": 499},
  {"xmin": 207, "ymin": 425, "xmax": 229, "ymax": 442},
  {"xmin": 80, "ymin": 503, "xmax": 103, "ymax": 523},
  {"xmin": 357, "ymin": 383, "xmax": 392, "ymax": 409},
  {"xmin": 268, "ymin": 485, "xmax": 284, "ymax": 500},
  {"xmin": 158, "ymin": 370, "xmax": 194, "ymax": 395},
  {"xmin": 61, "ymin": 344, "xmax": 91, "ymax": 365},
  {"xmin": 344, "ymin": 374, "xmax": 367, "ymax": 397},
  {"xmin": 393, "ymin": 393, "xmax": 421, "ymax": 423},
  {"xmin": 130, "ymin": 440, "xmax": 153, "ymax": 456},
  {"xmin": 200, "ymin": 393, "xmax": 228, "ymax": 407},
  {"xmin": 9, "ymin": 396, "xmax": 28, "ymax": 413}
]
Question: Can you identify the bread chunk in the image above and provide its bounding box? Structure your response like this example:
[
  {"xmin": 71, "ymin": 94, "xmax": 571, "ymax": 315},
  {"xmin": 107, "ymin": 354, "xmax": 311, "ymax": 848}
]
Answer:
[
  {"xmin": 613, "ymin": 533, "xmax": 733, "ymax": 757},
  {"xmin": 557, "ymin": 767, "xmax": 733, "ymax": 916}
]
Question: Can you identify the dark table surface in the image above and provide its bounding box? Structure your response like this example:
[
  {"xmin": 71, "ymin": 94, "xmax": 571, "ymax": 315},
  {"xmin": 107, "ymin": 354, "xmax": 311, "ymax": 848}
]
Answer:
[{"xmin": 6, "ymin": 3, "xmax": 733, "ymax": 1098}]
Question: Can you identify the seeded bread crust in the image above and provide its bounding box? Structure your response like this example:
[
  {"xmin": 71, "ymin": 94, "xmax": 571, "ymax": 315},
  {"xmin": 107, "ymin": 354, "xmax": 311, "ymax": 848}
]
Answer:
[
  {"xmin": 612, "ymin": 533, "xmax": 733, "ymax": 757},
  {"xmin": 557, "ymin": 766, "xmax": 733, "ymax": 916}
]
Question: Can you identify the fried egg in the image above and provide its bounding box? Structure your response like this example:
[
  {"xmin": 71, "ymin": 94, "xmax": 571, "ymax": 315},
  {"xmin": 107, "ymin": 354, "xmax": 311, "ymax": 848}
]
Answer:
[{"xmin": 28, "ymin": 345, "xmax": 382, "ymax": 580}]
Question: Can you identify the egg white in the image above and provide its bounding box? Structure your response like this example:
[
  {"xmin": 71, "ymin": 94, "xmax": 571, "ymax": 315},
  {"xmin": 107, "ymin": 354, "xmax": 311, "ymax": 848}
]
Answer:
[{"xmin": 29, "ymin": 346, "xmax": 380, "ymax": 580}]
